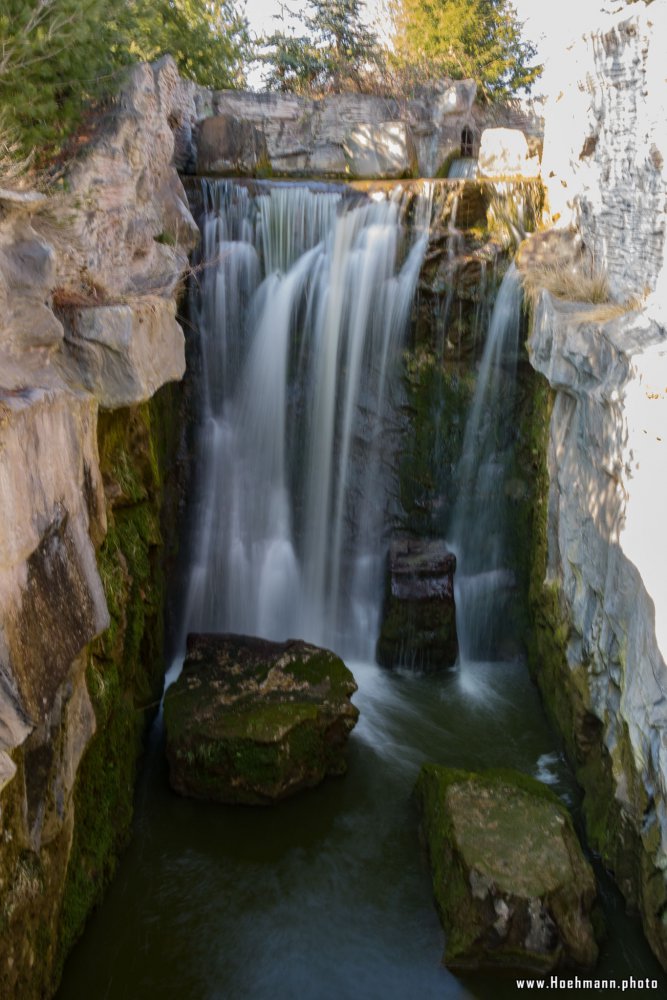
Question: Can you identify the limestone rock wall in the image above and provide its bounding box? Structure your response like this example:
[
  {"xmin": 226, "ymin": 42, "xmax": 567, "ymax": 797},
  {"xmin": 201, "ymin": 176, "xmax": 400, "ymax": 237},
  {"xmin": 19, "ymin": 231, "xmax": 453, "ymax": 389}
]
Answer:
[
  {"xmin": 195, "ymin": 83, "xmax": 542, "ymax": 179},
  {"xmin": 0, "ymin": 56, "xmax": 197, "ymax": 997},
  {"xmin": 528, "ymin": 293, "xmax": 667, "ymax": 966},
  {"xmin": 541, "ymin": 1, "xmax": 667, "ymax": 303},
  {"xmin": 528, "ymin": 2, "xmax": 667, "ymax": 967}
]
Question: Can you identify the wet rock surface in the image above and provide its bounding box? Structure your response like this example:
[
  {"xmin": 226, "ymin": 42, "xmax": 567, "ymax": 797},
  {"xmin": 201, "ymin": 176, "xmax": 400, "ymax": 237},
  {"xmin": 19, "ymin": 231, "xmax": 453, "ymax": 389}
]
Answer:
[
  {"xmin": 415, "ymin": 765, "xmax": 599, "ymax": 972},
  {"xmin": 164, "ymin": 634, "xmax": 359, "ymax": 804},
  {"xmin": 376, "ymin": 538, "xmax": 457, "ymax": 669}
]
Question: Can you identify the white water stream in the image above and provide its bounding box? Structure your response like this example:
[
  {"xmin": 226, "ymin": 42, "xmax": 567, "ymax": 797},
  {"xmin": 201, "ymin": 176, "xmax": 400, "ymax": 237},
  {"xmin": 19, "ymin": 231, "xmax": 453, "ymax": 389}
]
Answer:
[{"xmin": 448, "ymin": 263, "xmax": 524, "ymax": 670}]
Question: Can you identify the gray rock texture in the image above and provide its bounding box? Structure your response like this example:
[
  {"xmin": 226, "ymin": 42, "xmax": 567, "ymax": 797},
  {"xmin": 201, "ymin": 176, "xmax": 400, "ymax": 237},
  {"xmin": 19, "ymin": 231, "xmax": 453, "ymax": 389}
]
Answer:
[
  {"xmin": 196, "ymin": 82, "xmax": 541, "ymax": 179},
  {"xmin": 541, "ymin": 2, "xmax": 667, "ymax": 303},
  {"xmin": 529, "ymin": 2, "xmax": 667, "ymax": 970},
  {"xmin": 0, "ymin": 56, "xmax": 197, "ymax": 995},
  {"xmin": 196, "ymin": 114, "xmax": 270, "ymax": 175},
  {"xmin": 528, "ymin": 289, "xmax": 667, "ymax": 966}
]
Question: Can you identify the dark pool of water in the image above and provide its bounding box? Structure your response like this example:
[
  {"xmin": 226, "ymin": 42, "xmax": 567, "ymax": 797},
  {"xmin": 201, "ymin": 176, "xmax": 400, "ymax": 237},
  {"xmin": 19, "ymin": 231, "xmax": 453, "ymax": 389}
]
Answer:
[{"xmin": 57, "ymin": 658, "xmax": 666, "ymax": 999}]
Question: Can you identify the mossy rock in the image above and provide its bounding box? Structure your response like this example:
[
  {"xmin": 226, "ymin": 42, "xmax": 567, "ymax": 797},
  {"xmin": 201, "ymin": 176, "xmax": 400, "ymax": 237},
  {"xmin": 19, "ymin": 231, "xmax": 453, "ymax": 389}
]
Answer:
[
  {"xmin": 415, "ymin": 764, "xmax": 599, "ymax": 973},
  {"xmin": 376, "ymin": 537, "xmax": 458, "ymax": 669},
  {"xmin": 164, "ymin": 634, "xmax": 359, "ymax": 804}
]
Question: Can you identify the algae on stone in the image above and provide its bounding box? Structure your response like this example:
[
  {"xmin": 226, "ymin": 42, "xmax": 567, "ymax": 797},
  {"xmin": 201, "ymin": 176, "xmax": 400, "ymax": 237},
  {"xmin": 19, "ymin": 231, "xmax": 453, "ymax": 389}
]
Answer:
[
  {"xmin": 415, "ymin": 764, "xmax": 599, "ymax": 973},
  {"xmin": 164, "ymin": 634, "xmax": 359, "ymax": 805}
]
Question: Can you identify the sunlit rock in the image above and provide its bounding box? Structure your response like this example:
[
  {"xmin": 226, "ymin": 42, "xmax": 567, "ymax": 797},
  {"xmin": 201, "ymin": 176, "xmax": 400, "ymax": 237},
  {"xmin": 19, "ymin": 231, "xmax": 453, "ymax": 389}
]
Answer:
[
  {"xmin": 343, "ymin": 122, "xmax": 419, "ymax": 179},
  {"xmin": 540, "ymin": 3, "xmax": 667, "ymax": 302},
  {"xmin": 478, "ymin": 127, "xmax": 540, "ymax": 178},
  {"xmin": 528, "ymin": 288, "xmax": 667, "ymax": 966},
  {"xmin": 59, "ymin": 297, "xmax": 186, "ymax": 409},
  {"xmin": 416, "ymin": 765, "xmax": 599, "ymax": 972},
  {"xmin": 164, "ymin": 634, "xmax": 359, "ymax": 804}
]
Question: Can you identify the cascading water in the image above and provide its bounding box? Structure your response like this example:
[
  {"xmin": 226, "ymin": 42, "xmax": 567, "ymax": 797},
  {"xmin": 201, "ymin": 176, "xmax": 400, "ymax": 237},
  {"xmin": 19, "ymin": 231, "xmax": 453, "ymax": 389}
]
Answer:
[
  {"xmin": 177, "ymin": 180, "xmax": 432, "ymax": 666},
  {"xmin": 448, "ymin": 262, "xmax": 524, "ymax": 666}
]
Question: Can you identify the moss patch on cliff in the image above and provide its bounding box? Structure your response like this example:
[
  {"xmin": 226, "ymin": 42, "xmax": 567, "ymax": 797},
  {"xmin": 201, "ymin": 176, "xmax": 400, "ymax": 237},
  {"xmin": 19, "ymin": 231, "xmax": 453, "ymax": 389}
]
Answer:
[
  {"xmin": 55, "ymin": 389, "xmax": 179, "ymax": 976},
  {"xmin": 398, "ymin": 351, "xmax": 475, "ymax": 537}
]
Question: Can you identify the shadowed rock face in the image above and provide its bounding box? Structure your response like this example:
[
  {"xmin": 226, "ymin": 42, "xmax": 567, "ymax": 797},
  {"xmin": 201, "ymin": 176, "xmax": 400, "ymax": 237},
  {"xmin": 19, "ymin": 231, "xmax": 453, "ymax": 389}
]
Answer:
[
  {"xmin": 415, "ymin": 765, "xmax": 599, "ymax": 973},
  {"xmin": 0, "ymin": 55, "xmax": 199, "ymax": 996},
  {"xmin": 164, "ymin": 634, "xmax": 359, "ymax": 805},
  {"xmin": 196, "ymin": 114, "xmax": 270, "ymax": 176}
]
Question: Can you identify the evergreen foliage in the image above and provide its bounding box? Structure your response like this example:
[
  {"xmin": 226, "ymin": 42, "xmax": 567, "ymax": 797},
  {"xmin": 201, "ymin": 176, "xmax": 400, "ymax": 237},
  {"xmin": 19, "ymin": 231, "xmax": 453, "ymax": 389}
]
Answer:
[
  {"xmin": 390, "ymin": 0, "xmax": 540, "ymax": 101},
  {"xmin": 0, "ymin": 0, "xmax": 249, "ymax": 165},
  {"xmin": 262, "ymin": 0, "xmax": 383, "ymax": 95},
  {"xmin": 129, "ymin": 0, "xmax": 250, "ymax": 90},
  {"xmin": 0, "ymin": 0, "xmax": 128, "ymax": 158}
]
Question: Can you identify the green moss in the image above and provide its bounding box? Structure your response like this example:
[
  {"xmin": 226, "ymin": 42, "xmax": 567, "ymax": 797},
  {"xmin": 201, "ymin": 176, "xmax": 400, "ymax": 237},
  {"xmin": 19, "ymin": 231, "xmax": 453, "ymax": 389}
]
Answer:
[
  {"xmin": 398, "ymin": 352, "xmax": 475, "ymax": 537},
  {"xmin": 415, "ymin": 764, "xmax": 598, "ymax": 970},
  {"xmin": 523, "ymin": 372, "xmax": 667, "ymax": 965},
  {"xmin": 434, "ymin": 150, "xmax": 459, "ymax": 179},
  {"xmin": 154, "ymin": 231, "xmax": 176, "ymax": 247},
  {"xmin": 55, "ymin": 384, "xmax": 181, "ymax": 978}
]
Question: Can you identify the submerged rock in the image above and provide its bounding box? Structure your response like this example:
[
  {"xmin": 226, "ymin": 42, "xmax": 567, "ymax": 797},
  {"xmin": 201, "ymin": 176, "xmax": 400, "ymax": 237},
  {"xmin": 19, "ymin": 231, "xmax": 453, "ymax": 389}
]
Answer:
[
  {"xmin": 376, "ymin": 537, "xmax": 457, "ymax": 669},
  {"xmin": 415, "ymin": 765, "xmax": 599, "ymax": 973},
  {"xmin": 164, "ymin": 634, "xmax": 359, "ymax": 804}
]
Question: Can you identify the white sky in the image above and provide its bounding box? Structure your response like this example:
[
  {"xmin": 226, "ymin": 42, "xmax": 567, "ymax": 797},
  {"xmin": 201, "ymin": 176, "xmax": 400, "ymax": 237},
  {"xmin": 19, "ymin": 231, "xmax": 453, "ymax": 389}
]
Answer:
[{"xmin": 243, "ymin": 0, "xmax": 616, "ymax": 91}]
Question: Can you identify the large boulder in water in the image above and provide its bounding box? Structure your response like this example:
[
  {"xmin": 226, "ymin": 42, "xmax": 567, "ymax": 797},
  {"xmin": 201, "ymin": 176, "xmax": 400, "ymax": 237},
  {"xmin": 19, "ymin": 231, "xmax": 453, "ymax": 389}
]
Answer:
[
  {"xmin": 164, "ymin": 634, "xmax": 359, "ymax": 804},
  {"xmin": 376, "ymin": 537, "xmax": 458, "ymax": 669},
  {"xmin": 415, "ymin": 765, "xmax": 599, "ymax": 972}
]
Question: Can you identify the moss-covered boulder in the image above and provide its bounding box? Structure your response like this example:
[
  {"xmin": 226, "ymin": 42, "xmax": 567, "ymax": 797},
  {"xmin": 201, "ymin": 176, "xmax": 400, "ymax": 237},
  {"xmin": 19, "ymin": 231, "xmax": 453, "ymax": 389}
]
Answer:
[
  {"xmin": 415, "ymin": 765, "xmax": 599, "ymax": 973},
  {"xmin": 164, "ymin": 634, "xmax": 359, "ymax": 804},
  {"xmin": 376, "ymin": 538, "xmax": 458, "ymax": 669}
]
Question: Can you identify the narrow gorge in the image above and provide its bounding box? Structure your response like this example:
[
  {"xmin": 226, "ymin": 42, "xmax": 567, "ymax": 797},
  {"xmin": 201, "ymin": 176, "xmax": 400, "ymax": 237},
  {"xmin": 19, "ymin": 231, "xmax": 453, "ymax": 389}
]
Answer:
[{"xmin": 1, "ymin": 2, "xmax": 667, "ymax": 997}]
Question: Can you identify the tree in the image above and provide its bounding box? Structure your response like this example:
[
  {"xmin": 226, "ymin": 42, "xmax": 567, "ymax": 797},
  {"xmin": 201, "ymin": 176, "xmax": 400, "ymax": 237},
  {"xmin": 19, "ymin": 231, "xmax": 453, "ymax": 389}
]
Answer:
[
  {"xmin": 262, "ymin": 0, "xmax": 384, "ymax": 95},
  {"xmin": 390, "ymin": 0, "xmax": 540, "ymax": 101},
  {"xmin": 0, "ymin": 0, "xmax": 250, "ymax": 165},
  {"xmin": 129, "ymin": 0, "xmax": 250, "ymax": 91},
  {"xmin": 0, "ymin": 0, "xmax": 129, "ymax": 157}
]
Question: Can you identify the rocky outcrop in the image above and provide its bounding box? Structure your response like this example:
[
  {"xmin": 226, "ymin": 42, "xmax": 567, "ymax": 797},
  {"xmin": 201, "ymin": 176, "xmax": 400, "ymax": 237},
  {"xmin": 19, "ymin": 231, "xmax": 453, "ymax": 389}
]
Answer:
[
  {"xmin": 376, "ymin": 538, "xmax": 457, "ymax": 669},
  {"xmin": 416, "ymin": 765, "xmax": 598, "ymax": 972},
  {"xmin": 525, "ymin": 1, "xmax": 667, "ymax": 971},
  {"xmin": 195, "ymin": 82, "xmax": 541, "ymax": 179},
  {"xmin": 196, "ymin": 114, "xmax": 270, "ymax": 176},
  {"xmin": 541, "ymin": 1, "xmax": 667, "ymax": 304},
  {"xmin": 527, "ymin": 289, "xmax": 667, "ymax": 968},
  {"xmin": 478, "ymin": 127, "xmax": 540, "ymax": 178},
  {"xmin": 164, "ymin": 634, "xmax": 359, "ymax": 804},
  {"xmin": 0, "ymin": 56, "xmax": 197, "ymax": 997}
]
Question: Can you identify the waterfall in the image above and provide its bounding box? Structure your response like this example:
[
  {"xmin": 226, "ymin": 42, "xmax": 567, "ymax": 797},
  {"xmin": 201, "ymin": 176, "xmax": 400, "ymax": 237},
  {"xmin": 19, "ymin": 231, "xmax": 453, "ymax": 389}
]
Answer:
[
  {"xmin": 176, "ymin": 180, "xmax": 432, "ymax": 669},
  {"xmin": 448, "ymin": 263, "xmax": 524, "ymax": 664},
  {"xmin": 447, "ymin": 158, "xmax": 478, "ymax": 179}
]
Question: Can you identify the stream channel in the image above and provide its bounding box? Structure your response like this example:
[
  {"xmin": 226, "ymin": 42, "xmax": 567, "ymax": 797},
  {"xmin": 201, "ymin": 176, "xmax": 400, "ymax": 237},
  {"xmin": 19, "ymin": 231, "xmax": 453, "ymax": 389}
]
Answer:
[{"xmin": 58, "ymin": 180, "xmax": 666, "ymax": 998}]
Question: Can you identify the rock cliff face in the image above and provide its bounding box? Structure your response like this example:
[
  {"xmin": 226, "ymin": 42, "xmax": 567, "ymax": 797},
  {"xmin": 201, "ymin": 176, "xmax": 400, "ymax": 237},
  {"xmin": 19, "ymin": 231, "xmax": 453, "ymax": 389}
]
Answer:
[
  {"xmin": 541, "ymin": 1, "xmax": 667, "ymax": 304},
  {"xmin": 0, "ymin": 57, "xmax": 197, "ymax": 996},
  {"xmin": 528, "ymin": 1, "xmax": 667, "ymax": 967},
  {"xmin": 191, "ymin": 83, "xmax": 542, "ymax": 179}
]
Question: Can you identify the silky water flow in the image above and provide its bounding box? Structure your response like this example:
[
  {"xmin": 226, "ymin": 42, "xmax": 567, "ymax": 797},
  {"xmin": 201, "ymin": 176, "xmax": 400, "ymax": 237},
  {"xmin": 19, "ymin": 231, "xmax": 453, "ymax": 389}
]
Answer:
[{"xmin": 57, "ymin": 181, "xmax": 666, "ymax": 1000}]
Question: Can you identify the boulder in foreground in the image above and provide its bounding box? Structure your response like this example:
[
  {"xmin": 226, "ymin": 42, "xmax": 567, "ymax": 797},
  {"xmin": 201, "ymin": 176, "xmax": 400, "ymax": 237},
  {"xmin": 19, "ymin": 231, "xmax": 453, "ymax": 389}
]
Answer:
[
  {"xmin": 415, "ymin": 765, "xmax": 599, "ymax": 972},
  {"xmin": 164, "ymin": 634, "xmax": 359, "ymax": 804}
]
